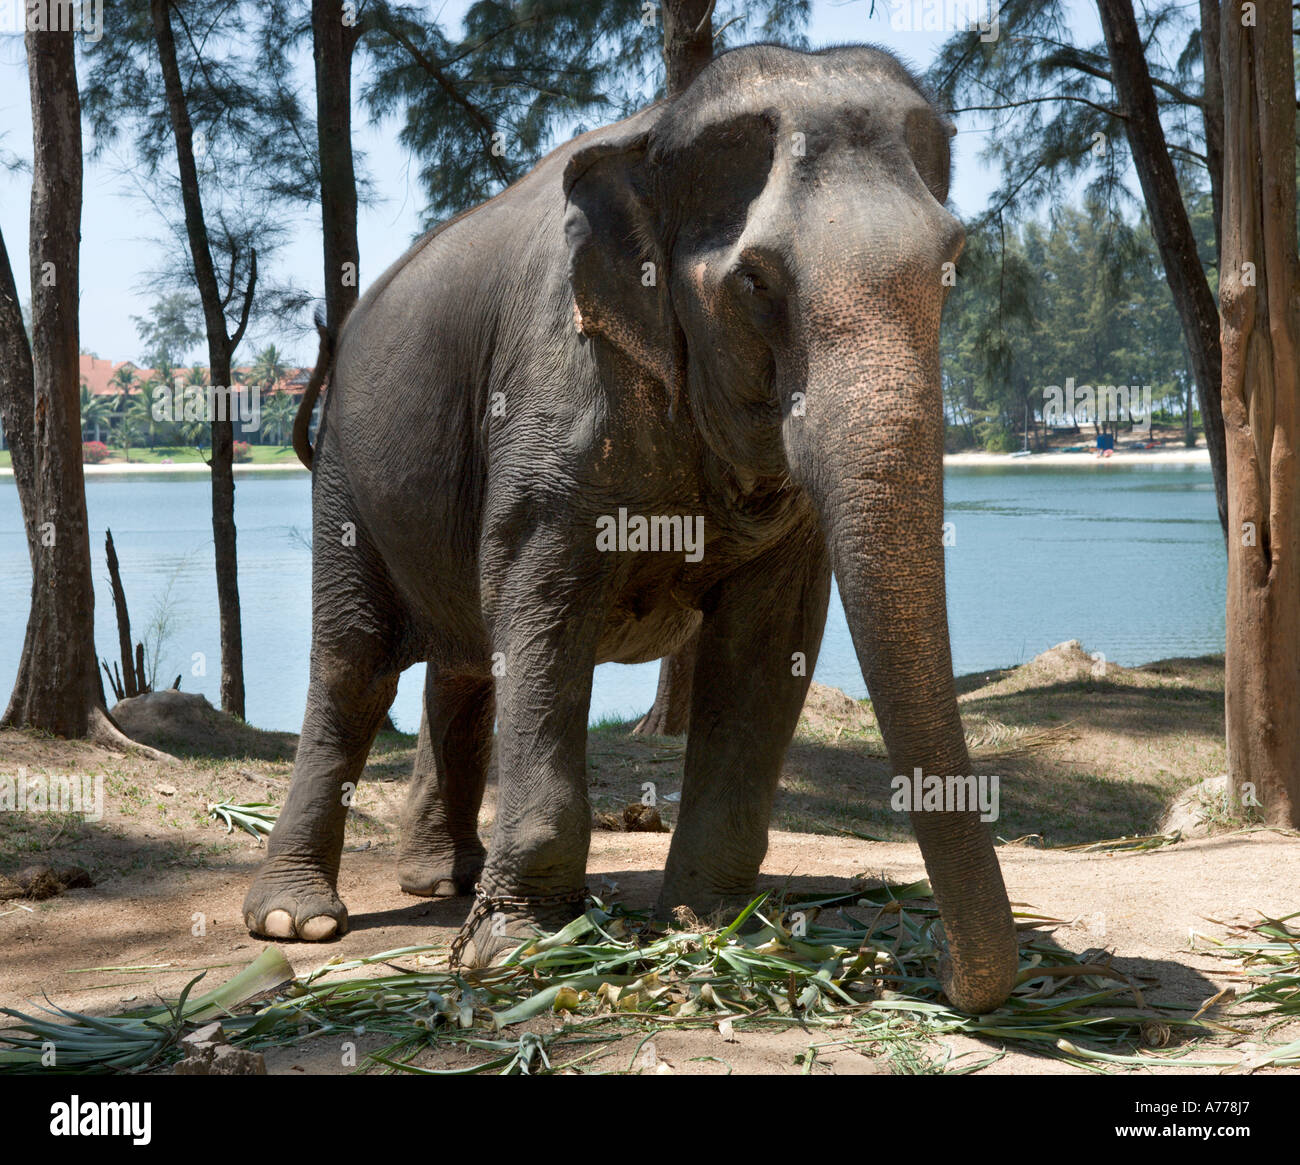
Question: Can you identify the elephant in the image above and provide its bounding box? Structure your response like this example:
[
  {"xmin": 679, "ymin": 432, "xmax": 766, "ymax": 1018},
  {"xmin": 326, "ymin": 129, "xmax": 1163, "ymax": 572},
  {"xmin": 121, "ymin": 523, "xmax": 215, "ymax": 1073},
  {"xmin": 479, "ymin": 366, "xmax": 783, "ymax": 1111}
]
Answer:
[{"xmin": 244, "ymin": 42, "xmax": 1019, "ymax": 1014}]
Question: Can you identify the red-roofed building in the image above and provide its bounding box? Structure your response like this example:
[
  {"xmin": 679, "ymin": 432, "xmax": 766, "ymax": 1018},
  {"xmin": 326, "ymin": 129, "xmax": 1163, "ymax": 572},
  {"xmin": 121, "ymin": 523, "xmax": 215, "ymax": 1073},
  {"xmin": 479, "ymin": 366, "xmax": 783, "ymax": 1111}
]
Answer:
[
  {"xmin": 79, "ymin": 353, "xmax": 144, "ymax": 398},
  {"xmin": 0, "ymin": 355, "xmax": 316, "ymax": 450},
  {"xmin": 78, "ymin": 354, "xmax": 311, "ymax": 400}
]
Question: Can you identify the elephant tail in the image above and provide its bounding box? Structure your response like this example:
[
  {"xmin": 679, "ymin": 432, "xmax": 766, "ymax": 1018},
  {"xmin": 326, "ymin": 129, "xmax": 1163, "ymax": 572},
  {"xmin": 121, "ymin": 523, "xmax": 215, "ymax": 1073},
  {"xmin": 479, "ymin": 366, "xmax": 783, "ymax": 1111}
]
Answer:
[{"xmin": 293, "ymin": 311, "xmax": 333, "ymax": 471}]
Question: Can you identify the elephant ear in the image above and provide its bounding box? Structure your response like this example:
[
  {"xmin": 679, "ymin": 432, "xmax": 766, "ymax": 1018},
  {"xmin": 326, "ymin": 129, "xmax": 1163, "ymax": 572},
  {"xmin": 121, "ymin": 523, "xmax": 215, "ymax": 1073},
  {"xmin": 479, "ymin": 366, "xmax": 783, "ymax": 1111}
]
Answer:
[{"xmin": 562, "ymin": 128, "xmax": 685, "ymax": 409}]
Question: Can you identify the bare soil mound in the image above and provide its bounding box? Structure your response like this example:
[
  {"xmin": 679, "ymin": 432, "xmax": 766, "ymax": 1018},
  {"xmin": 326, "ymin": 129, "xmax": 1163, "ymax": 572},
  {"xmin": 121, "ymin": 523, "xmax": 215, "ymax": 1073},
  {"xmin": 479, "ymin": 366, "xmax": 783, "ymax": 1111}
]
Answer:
[
  {"xmin": 111, "ymin": 690, "xmax": 297, "ymax": 761},
  {"xmin": 798, "ymin": 681, "xmax": 876, "ymax": 735}
]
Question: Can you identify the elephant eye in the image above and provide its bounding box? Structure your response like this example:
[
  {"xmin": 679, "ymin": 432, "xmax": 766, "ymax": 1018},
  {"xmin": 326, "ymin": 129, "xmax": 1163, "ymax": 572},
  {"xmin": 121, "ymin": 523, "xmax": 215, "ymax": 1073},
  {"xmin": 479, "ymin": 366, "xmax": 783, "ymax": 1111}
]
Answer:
[{"xmin": 742, "ymin": 272, "xmax": 768, "ymax": 294}]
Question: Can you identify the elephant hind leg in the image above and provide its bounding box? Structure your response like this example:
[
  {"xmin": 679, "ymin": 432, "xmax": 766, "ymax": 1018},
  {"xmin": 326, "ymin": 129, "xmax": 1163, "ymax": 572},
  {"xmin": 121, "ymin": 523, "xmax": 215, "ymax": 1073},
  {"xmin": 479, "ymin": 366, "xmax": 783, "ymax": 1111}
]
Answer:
[
  {"xmin": 659, "ymin": 532, "xmax": 831, "ymax": 920},
  {"xmin": 398, "ymin": 665, "xmax": 493, "ymax": 897}
]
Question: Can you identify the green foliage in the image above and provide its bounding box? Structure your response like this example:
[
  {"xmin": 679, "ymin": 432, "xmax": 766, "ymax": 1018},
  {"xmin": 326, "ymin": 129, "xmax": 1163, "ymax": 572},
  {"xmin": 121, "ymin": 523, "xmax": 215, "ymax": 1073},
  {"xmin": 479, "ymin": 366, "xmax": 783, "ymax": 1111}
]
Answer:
[
  {"xmin": 126, "ymin": 389, "xmax": 164, "ymax": 448},
  {"xmin": 133, "ymin": 292, "xmax": 203, "ymax": 371},
  {"xmin": 927, "ymin": 0, "xmax": 1213, "ymax": 234},
  {"xmin": 359, "ymin": 0, "xmax": 810, "ymax": 224},
  {"xmin": 78, "ymin": 383, "xmax": 114, "ymax": 441},
  {"xmin": 942, "ymin": 199, "xmax": 1192, "ymax": 446},
  {"xmin": 927, "ymin": 0, "xmax": 1228, "ymax": 450},
  {"xmin": 10, "ymin": 886, "xmax": 1291, "ymax": 1075},
  {"xmin": 261, "ymin": 389, "xmax": 296, "ymax": 447},
  {"xmin": 248, "ymin": 344, "xmax": 289, "ymax": 389},
  {"xmin": 79, "ymin": 1, "xmax": 312, "ymax": 351}
]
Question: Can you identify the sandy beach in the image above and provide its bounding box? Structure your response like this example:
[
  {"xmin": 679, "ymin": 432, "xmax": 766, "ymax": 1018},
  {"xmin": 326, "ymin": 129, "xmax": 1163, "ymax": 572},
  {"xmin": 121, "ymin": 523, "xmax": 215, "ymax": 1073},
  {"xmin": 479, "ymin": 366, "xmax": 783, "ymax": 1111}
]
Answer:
[
  {"xmin": 0, "ymin": 460, "xmax": 308, "ymax": 476},
  {"xmin": 1, "ymin": 446, "xmax": 1211, "ymax": 476},
  {"xmin": 0, "ymin": 444, "xmax": 1216, "ymax": 475},
  {"xmin": 944, "ymin": 447, "xmax": 1210, "ymax": 467}
]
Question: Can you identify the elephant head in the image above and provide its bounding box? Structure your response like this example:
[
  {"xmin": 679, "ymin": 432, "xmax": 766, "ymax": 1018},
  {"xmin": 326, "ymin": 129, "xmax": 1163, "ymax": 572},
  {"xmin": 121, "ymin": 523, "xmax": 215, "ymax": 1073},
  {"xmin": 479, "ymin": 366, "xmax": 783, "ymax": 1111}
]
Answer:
[{"xmin": 563, "ymin": 44, "xmax": 1017, "ymax": 1013}]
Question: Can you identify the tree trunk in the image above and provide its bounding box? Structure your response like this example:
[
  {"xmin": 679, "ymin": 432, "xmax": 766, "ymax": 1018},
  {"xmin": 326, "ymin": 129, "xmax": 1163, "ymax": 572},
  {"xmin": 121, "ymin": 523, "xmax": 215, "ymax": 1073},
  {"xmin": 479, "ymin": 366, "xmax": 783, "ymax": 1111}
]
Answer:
[
  {"xmin": 0, "ymin": 231, "xmax": 40, "ymax": 728},
  {"xmin": 1097, "ymin": 0, "xmax": 1229, "ymax": 537},
  {"xmin": 1220, "ymin": 0, "xmax": 1300, "ymax": 827},
  {"xmin": 2, "ymin": 26, "xmax": 101, "ymax": 735},
  {"xmin": 633, "ymin": 632, "xmax": 696, "ymax": 736},
  {"xmin": 634, "ymin": 0, "xmax": 716, "ymax": 736},
  {"xmin": 153, "ymin": 0, "xmax": 246, "ymax": 718},
  {"xmin": 314, "ymin": 0, "xmax": 362, "ymax": 335},
  {"xmin": 662, "ymin": 0, "xmax": 713, "ymax": 95},
  {"xmin": 316, "ymin": 0, "xmax": 380, "ymax": 725},
  {"xmin": 0, "ymin": 228, "xmax": 36, "ymax": 551},
  {"xmin": 209, "ymin": 368, "xmax": 244, "ymax": 717}
]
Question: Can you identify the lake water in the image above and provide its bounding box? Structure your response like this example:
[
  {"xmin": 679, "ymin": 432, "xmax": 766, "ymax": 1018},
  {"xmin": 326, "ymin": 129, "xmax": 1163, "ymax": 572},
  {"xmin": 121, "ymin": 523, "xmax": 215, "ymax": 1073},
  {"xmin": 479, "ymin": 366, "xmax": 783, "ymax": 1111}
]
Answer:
[{"xmin": 0, "ymin": 464, "xmax": 1225, "ymax": 733}]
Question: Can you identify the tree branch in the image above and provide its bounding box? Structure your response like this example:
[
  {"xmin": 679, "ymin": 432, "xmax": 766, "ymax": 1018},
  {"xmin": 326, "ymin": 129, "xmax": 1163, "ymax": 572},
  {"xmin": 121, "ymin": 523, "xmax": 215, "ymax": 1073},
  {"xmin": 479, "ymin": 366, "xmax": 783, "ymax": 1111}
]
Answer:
[
  {"xmin": 373, "ymin": 17, "xmax": 511, "ymax": 185},
  {"xmin": 230, "ymin": 247, "xmax": 257, "ymax": 354},
  {"xmin": 948, "ymin": 95, "xmax": 1126, "ymax": 119},
  {"xmin": 1041, "ymin": 46, "xmax": 1206, "ymax": 107}
]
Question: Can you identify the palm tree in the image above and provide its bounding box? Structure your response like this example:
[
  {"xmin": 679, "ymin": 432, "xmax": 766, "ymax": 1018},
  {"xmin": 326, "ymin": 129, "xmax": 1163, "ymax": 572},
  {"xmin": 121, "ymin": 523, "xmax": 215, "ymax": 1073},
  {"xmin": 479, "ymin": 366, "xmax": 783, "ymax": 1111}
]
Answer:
[
  {"xmin": 248, "ymin": 347, "xmax": 290, "ymax": 446},
  {"xmin": 129, "ymin": 383, "xmax": 162, "ymax": 448},
  {"xmin": 177, "ymin": 364, "xmax": 210, "ymax": 449},
  {"xmin": 250, "ymin": 344, "xmax": 287, "ymax": 391},
  {"xmin": 263, "ymin": 388, "xmax": 296, "ymax": 448},
  {"xmin": 108, "ymin": 363, "xmax": 137, "ymax": 461},
  {"xmin": 118, "ymin": 400, "xmax": 147, "ymax": 453},
  {"xmin": 152, "ymin": 354, "xmax": 175, "ymax": 386},
  {"xmin": 79, "ymin": 382, "xmax": 113, "ymax": 444}
]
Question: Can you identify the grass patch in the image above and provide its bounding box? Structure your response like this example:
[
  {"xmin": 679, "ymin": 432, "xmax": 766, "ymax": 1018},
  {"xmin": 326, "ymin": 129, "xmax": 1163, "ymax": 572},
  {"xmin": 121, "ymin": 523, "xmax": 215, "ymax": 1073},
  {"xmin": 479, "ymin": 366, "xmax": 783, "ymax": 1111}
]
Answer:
[{"xmin": 79, "ymin": 445, "xmax": 305, "ymax": 467}]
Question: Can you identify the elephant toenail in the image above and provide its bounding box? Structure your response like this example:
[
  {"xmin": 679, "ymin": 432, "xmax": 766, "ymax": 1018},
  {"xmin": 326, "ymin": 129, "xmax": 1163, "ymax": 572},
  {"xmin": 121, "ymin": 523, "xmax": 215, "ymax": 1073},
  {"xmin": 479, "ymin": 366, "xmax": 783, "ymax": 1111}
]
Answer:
[
  {"xmin": 300, "ymin": 915, "xmax": 339, "ymax": 941},
  {"xmin": 263, "ymin": 909, "xmax": 295, "ymax": 938}
]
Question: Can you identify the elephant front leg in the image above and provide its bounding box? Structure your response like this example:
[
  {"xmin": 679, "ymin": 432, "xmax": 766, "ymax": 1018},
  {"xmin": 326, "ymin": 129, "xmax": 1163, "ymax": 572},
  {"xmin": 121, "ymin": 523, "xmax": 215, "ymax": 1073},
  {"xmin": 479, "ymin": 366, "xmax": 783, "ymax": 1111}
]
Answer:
[
  {"xmin": 659, "ymin": 534, "xmax": 831, "ymax": 920},
  {"xmin": 452, "ymin": 585, "xmax": 603, "ymax": 966}
]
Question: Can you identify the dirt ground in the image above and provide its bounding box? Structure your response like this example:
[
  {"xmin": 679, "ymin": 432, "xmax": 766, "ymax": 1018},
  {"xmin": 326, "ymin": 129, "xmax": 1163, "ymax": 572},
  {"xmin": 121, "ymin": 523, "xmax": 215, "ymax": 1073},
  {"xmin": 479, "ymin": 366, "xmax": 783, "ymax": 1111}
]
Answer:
[{"xmin": 2, "ymin": 643, "xmax": 1296, "ymax": 1075}]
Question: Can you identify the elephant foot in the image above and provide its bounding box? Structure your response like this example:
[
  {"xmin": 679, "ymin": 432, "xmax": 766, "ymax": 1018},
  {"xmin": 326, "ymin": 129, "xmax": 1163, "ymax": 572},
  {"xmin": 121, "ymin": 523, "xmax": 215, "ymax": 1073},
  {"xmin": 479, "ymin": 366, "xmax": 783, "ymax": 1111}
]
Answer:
[
  {"xmin": 397, "ymin": 840, "xmax": 485, "ymax": 898},
  {"xmin": 243, "ymin": 857, "xmax": 348, "ymax": 941},
  {"xmin": 449, "ymin": 886, "xmax": 588, "ymax": 969}
]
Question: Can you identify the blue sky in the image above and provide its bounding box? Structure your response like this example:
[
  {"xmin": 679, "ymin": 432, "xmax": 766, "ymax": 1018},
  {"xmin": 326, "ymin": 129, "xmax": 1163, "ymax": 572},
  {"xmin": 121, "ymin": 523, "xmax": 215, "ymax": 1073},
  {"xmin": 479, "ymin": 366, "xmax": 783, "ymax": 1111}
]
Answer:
[{"xmin": 0, "ymin": 0, "xmax": 1104, "ymax": 366}]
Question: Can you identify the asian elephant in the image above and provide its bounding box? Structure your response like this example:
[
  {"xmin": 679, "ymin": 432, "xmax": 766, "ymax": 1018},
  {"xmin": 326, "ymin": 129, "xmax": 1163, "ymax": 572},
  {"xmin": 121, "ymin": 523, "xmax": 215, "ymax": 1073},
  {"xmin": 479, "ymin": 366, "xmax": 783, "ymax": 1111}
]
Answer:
[{"xmin": 244, "ymin": 43, "xmax": 1018, "ymax": 1013}]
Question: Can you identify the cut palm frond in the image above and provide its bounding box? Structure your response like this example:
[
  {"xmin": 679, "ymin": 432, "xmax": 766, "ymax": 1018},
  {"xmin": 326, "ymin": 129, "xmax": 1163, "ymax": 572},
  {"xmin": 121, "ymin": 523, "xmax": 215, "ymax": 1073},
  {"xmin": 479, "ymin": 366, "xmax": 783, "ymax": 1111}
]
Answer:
[
  {"xmin": 3, "ymin": 883, "xmax": 1245, "ymax": 1076},
  {"xmin": 207, "ymin": 800, "xmax": 278, "ymax": 840},
  {"xmin": 0, "ymin": 946, "xmax": 293, "ymax": 1072},
  {"xmin": 1055, "ymin": 832, "xmax": 1183, "ymax": 853},
  {"xmin": 1197, "ymin": 912, "xmax": 1300, "ymax": 1017}
]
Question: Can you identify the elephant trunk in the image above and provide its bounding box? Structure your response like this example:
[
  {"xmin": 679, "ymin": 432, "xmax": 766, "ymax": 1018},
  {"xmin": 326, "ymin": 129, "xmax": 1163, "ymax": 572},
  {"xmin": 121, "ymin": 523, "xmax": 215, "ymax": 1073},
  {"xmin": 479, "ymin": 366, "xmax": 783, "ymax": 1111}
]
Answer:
[{"xmin": 785, "ymin": 331, "xmax": 1018, "ymax": 1014}]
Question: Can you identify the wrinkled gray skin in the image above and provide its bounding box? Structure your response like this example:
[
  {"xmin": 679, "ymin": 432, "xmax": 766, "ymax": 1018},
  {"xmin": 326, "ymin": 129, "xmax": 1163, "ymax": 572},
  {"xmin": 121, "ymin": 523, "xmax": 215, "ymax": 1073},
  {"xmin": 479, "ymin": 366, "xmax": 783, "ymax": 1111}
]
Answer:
[{"xmin": 244, "ymin": 43, "xmax": 1018, "ymax": 1013}]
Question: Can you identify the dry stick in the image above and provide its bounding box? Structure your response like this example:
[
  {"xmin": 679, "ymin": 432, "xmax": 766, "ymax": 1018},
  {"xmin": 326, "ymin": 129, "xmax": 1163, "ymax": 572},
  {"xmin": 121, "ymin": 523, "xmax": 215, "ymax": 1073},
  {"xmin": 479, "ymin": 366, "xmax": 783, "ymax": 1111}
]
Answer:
[{"xmin": 104, "ymin": 529, "xmax": 138, "ymax": 698}]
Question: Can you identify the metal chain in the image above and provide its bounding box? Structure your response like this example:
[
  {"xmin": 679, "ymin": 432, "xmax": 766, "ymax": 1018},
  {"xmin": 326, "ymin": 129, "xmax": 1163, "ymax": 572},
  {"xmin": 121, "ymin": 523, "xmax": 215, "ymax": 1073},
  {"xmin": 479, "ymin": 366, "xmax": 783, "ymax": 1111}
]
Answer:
[{"xmin": 448, "ymin": 883, "xmax": 590, "ymax": 969}]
